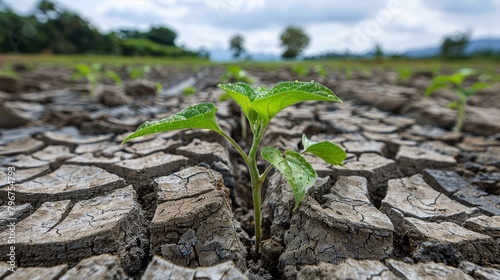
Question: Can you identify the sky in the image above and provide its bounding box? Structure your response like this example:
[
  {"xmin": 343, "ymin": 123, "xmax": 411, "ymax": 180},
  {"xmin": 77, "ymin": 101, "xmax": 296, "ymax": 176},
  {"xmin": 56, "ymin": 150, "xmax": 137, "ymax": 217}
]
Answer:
[{"xmin": 4, "ymin": 0, "xmax": 500, "ymax": 56}]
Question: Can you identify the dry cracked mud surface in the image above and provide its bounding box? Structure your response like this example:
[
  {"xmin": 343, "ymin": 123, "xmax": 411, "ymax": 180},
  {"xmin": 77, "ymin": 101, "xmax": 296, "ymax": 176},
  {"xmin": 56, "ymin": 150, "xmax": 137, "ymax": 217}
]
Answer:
[{"xmin": 0, "ymin": 64, "xmax": 499, "ymax": 279}]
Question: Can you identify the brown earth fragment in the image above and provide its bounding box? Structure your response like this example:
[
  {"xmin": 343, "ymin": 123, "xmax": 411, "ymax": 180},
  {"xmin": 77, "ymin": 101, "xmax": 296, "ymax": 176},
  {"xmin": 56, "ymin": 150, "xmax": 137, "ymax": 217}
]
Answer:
[
  {"xmin": 150, "ymin": 166, "xmax": 246, "ymax": 269},
  {"xmin": 386, "ymin": 259, "xmax": 473, "ymax": 280},
  {"xmin": 280, "ymin": 176, "xmax": 394, "ymax": 278},
  {"xmin": 298, "ymin": 259, "xmax": 399, "ymax": 280},
  {"xmin": 141, "ymin": 255, "xmax": 247, "ymax": 280},
  {"xmin": 402, "ymin": 217, "xmax": 499, "ymax": 265},
  {"xmin": 381, "ymin": 175, "xmax": 480, "ymax": 224}
]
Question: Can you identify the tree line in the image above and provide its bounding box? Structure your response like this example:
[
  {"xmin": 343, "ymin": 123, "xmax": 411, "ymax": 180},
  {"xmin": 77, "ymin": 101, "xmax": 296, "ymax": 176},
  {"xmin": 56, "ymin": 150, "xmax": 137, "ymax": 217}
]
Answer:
[{"xmin": 0, "ymin": 0, "xmax": 203, "ymax": 57}]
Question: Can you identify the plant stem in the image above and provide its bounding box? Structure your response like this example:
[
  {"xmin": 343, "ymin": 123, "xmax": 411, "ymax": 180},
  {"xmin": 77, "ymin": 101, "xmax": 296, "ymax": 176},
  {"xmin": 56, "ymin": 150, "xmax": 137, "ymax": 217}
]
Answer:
[
  {"xmin": 218, "ymin": 126, "xmax": 266, "ymax": 256},
  {"xmin": 250, "ymin": 169, "xmax": 262, "ymax": 256},
  {"xmin": 260, "ymin": 164, "xmax": 274, "ymax": 182},
  {"xmin": 454, "ymin": 100, "xmax": 466, "ymax": 133},
  {"xmin": 216, "ymin": 130, "xmax": 249, "ymax": 165},
  {"xmin": 453, "ymin": 91, "xmax": 467, "ymax": 133},
  {"xmin": 248, "ymin": 126, "xmax": 265, "ymax": 256}
]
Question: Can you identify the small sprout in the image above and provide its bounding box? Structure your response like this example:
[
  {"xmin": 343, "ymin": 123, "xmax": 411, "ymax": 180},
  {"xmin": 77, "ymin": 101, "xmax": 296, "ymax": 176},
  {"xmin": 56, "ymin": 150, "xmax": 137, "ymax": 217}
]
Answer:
[
  {"xmin": 344, "ymin": 67, "xmax": 353, "ymax": 80},
  {"xmin": 0, "ymin": 68, "xmax": 19, "ymax": 79},
  {"xmin": 104, "ymin": 70, "xmax": 123, "ymax": 87},
  {"xmin": 220, "ymin": 65, "xmax": 253, "ymax": 84},
  {"xmin": 314, "ymin": 65, "xmax": 328, "ymax": 77},
  {"xmin": 425, "ymin": 68, "xmax": 491, "ymax": 132},
  {"xmin": 155, "ymin": 82, "xmax": 163, "ymax": 94},
  {"xmin": 122, "ymin": 81, "xmax": 345, "ymax": 257},
  {"xmin": 128, "ymin": 65, "xmax": 151, "ymax": 80},
  {"xmin": 71, "ymin": 63, "xmax": 122, "ymax": 96},
  {"xmin": 291, "ymin": 65, "xmax": 308, "ymax": 77},
  {"xmin": 396, "ymin": 67, "xmax": 412, "ymax": 83},
  {"xmin": 182, "ymin": 85, "xmax": 196, "ymax": 96}
]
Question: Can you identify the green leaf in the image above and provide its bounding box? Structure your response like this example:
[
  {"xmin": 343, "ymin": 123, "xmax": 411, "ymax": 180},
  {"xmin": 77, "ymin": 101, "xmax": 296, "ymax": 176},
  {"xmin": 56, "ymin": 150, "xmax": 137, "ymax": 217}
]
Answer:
[
  {"xmin": 218, "ymin": 92, "xmax": 231, "ymax": 101},
  {"xmin": 218, "ymin": 82, "xmax": 260, "ymax": 117},
  {"xmin": 261, "ymin": 146, "xmax": 317, "ymax": 211},
  {"xmin": 250, "ymin": 81, "xmax": 342, "ymax": 125},
  {"xmin": 121, "ymin": 102, "xmax": 221, "ymax": 144},
  {"xmin": 219, "ymin": 81, "xmax": 341, "ymax": 129},
  {"xmin": 449, "ymin": 68, "xmax": 475, "ymax": 86},
  {"xmin": 301, "ymin": 134, "xmax": 346, "ymax": 166},
  {"xmin": 424, "ymin": 81, "xmax": 449, "ymax": 96},
  {"xmin": 155, "ymin": 82, "xmax": 163, "ymax": 93},
  {"xmin": 447, "ymin": 101, "xmax": 460, "ymax": 110},
  {"xmin": 75, "ymin": 64, "xmax": 91, "ymax": 76},
  {"xmin": 104, "ymin": 70, "xmax": 123, "ymax": 86},
  {"xmin": 470, "ymin": 81, "xmax": 489, "ymax": 92}
]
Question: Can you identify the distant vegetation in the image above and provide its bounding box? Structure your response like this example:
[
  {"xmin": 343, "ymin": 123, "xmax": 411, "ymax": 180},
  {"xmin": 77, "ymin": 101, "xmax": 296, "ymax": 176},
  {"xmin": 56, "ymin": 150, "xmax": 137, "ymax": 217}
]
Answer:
[
  {"xmin": 0, "ymin": 0, "xmax": 204, "ymax": 58},
  {"xmin": 306, "ymin": 32, "xmax": 500, "ymax": 61}
]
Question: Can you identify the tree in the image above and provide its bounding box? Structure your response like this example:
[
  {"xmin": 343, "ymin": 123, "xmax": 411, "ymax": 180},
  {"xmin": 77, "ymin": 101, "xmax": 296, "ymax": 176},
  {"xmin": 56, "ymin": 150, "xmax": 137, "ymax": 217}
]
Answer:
[
  {"xmin": 374, "ymin": 43, "xmax": 383, "ymax": 61},
  {"xmin": 280, "ymin": 26, "xmax": 309, "ymax": 59},
  {"xmin": 373, "ymin": 44, "xmax": 384, "ymax": 59},
  {"xmin": 441, "ymin": 32, "xmax": 470, "ymax": 60},
  {"xmin": 229, "ymin": 34, "xmax": 245, "ymax": 59},
  {"xmin": 144, "ymin": 27, "xmax": 176, "ymax": 46},
  {"xmin": 35, "ymin": 0, "xmax": 60, "ymax": 22}
]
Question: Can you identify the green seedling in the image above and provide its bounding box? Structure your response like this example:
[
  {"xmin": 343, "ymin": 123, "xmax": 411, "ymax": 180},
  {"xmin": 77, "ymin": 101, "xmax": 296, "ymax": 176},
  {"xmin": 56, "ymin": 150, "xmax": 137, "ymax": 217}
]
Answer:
[
  {"xmin": 396, "ymin": 67, "xmax": 412, "ymax": 83},
  {"xmin": 425, "ymin": 68, "xmax": 490, "ymax": 132},
  {"xmin": 344, "ymin": 67, "xmax": 353, "ymax": 80},
  {"xmin": 291, "ymin": 65, "xmax": 308, "ymax": 77},
  {"xmin": 314, "ymin": 65, "xmax": 328, "ymax": 77},
  {"xmin": 128, "ymin": 65, "xmax": 151, "ymax": 80},
  {"xmin": 71, "ymin": 64, "xmax": 123, "ymax": 96},
  {"xmin": 121, "ymin": 81, "xmax": 346, "ymax": 256},
  {"xmin": 155, "ymin": 82, "xmax": 163, "ymax": 94},
  {"xmin": 361, "ymin": 68, "xmax": 372, "ymax": 78},
  {"xmin": 220, "ymin": 65, "xmax": 253, "ymax": 84},
  {"xmin": 182, "ymin": 85, "xmax": 196, "ymax": 96},
  {"xmin": 0, "ymin": 68, "xmax": 19, "ymax": 79}
]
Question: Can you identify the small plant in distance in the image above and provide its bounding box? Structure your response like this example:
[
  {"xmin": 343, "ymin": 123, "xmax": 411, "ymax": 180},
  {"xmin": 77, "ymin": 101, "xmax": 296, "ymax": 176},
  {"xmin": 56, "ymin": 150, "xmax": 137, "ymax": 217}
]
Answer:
[
  {"xmin": 71, "ymin": 64, "xmax": 123, "ymax": 96},
  {"xmin": 344, "ymin": 67, "xmax": 353, "ymax": 80},
  {"xmin": 291, "ymin": 65, "xmax": 308, "ymax": 77},
  {"xmin": 221, "ymin": 65, "xmax": 253, "ymax": 84},
  {"xmin": 0, "ymin": 68, "xmax": 19, "ymax": 79},
  {"xmin": 121, "ymin": 81, "xmax": 346, "ymax": 256},
  {"xmin": 128, "ymin": 65, "xmax": 151, "ymax": 80},
  {"xmin": 396, "ymin": 67, "xmax": 412, "ymax": 83},
  {"xmin": 314, "ymin": 65, "xmax": 328, "ymax": 78},
  {"xmin": 182, "ymin": 85, "xmax": 196, "ymax": 96},
  {"xmin": 425, "ymin": 68, "xmax": 490, "ymax": 132}
]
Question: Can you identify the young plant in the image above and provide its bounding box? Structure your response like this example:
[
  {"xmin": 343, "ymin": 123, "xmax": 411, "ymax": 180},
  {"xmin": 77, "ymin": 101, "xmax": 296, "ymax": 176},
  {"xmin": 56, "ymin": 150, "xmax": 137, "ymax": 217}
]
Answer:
[
  {"xmin": 314, "ymin": 65, "xmax": 328, "ymax": 78},
  {"xmin": 396, "ymin": 67, "xmax": 412, "ymax": 83},
  {"xmin": 128, "ymin": 65, "xmax": 151, "ymax": 80},
  {"xmin": 291, "ymin": 65, "xmax": 308, "ymax": 77},
  {"xmin": 0, "ymin": 68, "xmax": 19, "ymax": 79},
  {"xmin": 344, "ymin": 67, "xmax": 353, "ymax": 80},
  {"xmin": 71, "ymin": 63, "xmax": 123, "ymax": 96},
  {"xmin": 182, "ymin": 85, "xmax": 196, "ymax": 96},
  {"xmin": 121, "ymin": 81, "xmax": 346, "ymax": 256},
  {"xmin": 220, "ymin": 65, "xmax": 253, "ymax": 84},
  {"xmin": 425, "ymin": 68, "xmax": 490, "ymax": 132}
]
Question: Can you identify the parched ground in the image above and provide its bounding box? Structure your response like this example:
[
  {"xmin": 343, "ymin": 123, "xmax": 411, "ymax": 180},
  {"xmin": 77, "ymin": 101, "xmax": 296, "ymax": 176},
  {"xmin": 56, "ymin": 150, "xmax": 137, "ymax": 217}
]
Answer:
[{"xmin": 0, "ymin": 64, "xmax": 499, "ymax": 279}]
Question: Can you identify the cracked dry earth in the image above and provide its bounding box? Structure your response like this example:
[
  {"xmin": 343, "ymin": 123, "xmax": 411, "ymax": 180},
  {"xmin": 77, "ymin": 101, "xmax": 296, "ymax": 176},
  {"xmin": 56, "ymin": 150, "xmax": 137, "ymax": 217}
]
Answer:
[{"xmin": 0, "ymin": 65, "xmax": 500, "ymax": 279}]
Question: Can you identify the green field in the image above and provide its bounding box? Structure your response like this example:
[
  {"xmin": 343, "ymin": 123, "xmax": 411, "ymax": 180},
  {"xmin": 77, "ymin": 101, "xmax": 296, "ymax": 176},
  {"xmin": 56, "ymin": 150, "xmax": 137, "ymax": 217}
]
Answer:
[{"xmin": 1, "ymin": 54, "xmax": 498, "ymax": 72}]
